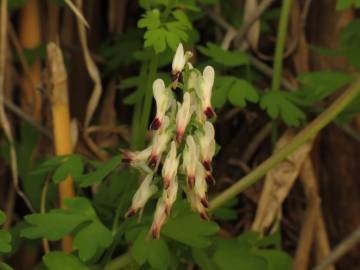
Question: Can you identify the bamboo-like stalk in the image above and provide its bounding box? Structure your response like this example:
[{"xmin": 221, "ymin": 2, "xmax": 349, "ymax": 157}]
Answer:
[
  {"xmin": 47, "ymin": 42, "xmax": 75, "ymax": 252},
  {"xmin": 18, "ymin": 0, "xmax": 42, "ymax": 122}
]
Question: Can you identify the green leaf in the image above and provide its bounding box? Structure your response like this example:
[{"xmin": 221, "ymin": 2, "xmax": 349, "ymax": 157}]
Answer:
[
  {"xmin": 8, "ymin": 0, "xmax": 27, "ymax": 10},
  {"xmin": 337, "ymin": 92, "xmax": 360, "ymax": 123},
  {"xmin": 0, "ymin": 211, "xmax": 5, "ymax": 225},
  {"xmin": 212, "ymin": 197, "xmax": 238, "ymax": 221},
  {"xmin": 341, "ymin": 19, "xmax": 360, "ymax": 70},
  {"xmin": 172, "ymin": 10, "xmax": 192, "ymax": 28},
  {"xmin": 0, "ymin": 230, "xmax": 11, "ymax": 254},
  {"xmin": 75, "ymin": 155, "xmax": 122, "ymax": 187},
  {"xmin": 198, "ymin": 43, "xmax": 248, "ymax": 66},
  {"xmin": 254, "ymin": 250, "xmax": 292, "ymax": 270},
  {"xmin": 43, "ymin": 252, "xmax": 89, "ymax": 270},
  {"xmin": 192, "ymin": 248, "xmax": 218, "ymax": 270},
  {"xmin": 131, "ymin": 228, "xmax": 170, "ymax": 270},
  {"xmin": 0, "ymin": 262, "xmax": 14, "ymax": 270},
  {"xmin": 212, "ymin": 76, "xmax": 234, "ymax": 108},
  {"xmin": 144, "ymin": 27, "xmax": 167, "ymax": 53},
  {"xmin": 21, "ymin": 212, "xmax": 87, "ymax": 240},
  {"xmin": 73, "ymin": 222, "xmax": 113, "ymax": 262},
  {"xmin": 228, "ymin": 79, "xmax": 259, "ymax": 107},
  {"xmin": 22, "ymin": 198, "xmax": 113, "ymax": 262},
  {"xmin": 53, "ymin": 155, "xmax": 84, "ymax": 184},
  {"xmin": 213, "ymin": 239, "xmax": 267, "ymax": 270},
  {"xmin": 260, "ymin": 91, "xmax": 306, "ymax": 127},
  {"xmin": 162, "ymin": 212, "xmax": 219, "ymax": 248},
  {"xmin": 336, "ymin": 0, "xmax": 353, "ymax": 10},
  {"xmin": 138, "ymin": 9, "xmax": 161, "ymax": 30},
  {"xmin": 290, "ymin": 71, "xmax": 354, "ymax": 106}
]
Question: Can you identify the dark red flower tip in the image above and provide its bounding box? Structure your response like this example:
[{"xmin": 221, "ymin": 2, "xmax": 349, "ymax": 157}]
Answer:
[
  {"xmin": 125, "ymin": 208, "xmax": 136, "ymax": 218},
  {"xmin": 204, "ymin": 107, "xmax": 215, "ymax": 118},
  {"xmin": 200, "ymin": 197, "xmax": 209, "ymax": 208},
  {"xmin": 121, "ymin": 149, "xmax": 133, "ymax": 163},
  {"xmin": 150, "ymin": 117, "xmax": 161, "ymax": 130},
  {"xmin": 187, "ymin": 175, "xmax": 195, "ymax": 188},
  {"xmin": 205, "ymin": 173, "xmax": 215, "ymax": 185},
  {"xmin": 148, "ymin": 154, "xmax": 158, "ymax": 167},
  {"xmin": 202, "ymin": 160, "xmax": 212, "ymax": 171},
  {"xmin": 151, "ymin": 227, "xmax": 159, "ymax": 239},
  {"xmin": 200, "ymin": 211, "xmax": 209, "ymax": 220}
]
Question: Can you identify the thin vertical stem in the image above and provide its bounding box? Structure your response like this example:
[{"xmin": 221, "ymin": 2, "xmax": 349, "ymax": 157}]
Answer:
[
  {"xmin": 139, "ymin": 54, "xmax": 158, "ymax": 148},
  {"xmin": 271, "ymin": 0, "xmax": 293, "ymax": 92}
]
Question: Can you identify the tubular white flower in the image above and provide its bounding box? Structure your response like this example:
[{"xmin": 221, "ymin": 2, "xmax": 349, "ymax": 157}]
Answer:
[
  {"xmin": 122, "ymin": 146, "xmax": 152, "ymax": 173},
  {"xmin": 190, "ymin": 91, "xmax": 205, "ymax": 123},
  {"xmin": 125, "ymin": 174, "xmax": 157, "ymax": 217},
  {"xmin": 150, "ymin": 79, "xmax": 172, "ymax": 130},
  {"xmin": 162, "ymin": 177, "xmax": 178, "ymax": 215},
  {"xmin": 148, "ymin": 117, "xmax": 172, "ymax": 167},
  {"xmin": 194, "ymin": 161, "xmax": 208, "ymax": 208},
  {"xmin": 161, "ymin": 141, "xmax": 179, "ymax": 189},
  {"xmin": 197, "ymin": 121, "xmax": 216, "ymax": 171},
  {"xmin": 182, "ymin": 135, "xmax": 198, "ymax": 187},
  {"xmin": 150, "ymin": 198, "xmax": 168, "ymax": 239},
  {"xmin": 196, "ymin": 66, "xmax": 215, "ymax": 118},
  {"xmin": 171, "ymin": 43, "xmax": 193, "ymax": 87},
  {"xmin": 187, "ymin": 69, "xmax": 197, "ymax": 91},
  {"xmin": 186, "ymin": 188, "xmax": 209, "ymax": 220},
  {"xmin": 176, "ymin": 92, "xmax": 192, "ymax": 143}
]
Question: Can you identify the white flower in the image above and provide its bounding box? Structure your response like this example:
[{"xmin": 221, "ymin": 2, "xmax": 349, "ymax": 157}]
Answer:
[
  {"xmin": 187, "ymin": 69, "xmax": 197, "ymax": 91},
  {"xmin": 176, "ymin": 92, "xmax": 192, "ymax": 143},
  {"xmin": 194, "ymin": 161, "xmax": 208, "ymax": 208},
  {"xmin": 162, "ymin": 141, "xmax": 179, "ymax": 189},
  {"xmin": 148, "ymin": 116, "xmax": 172, "ymax": 167},
  {"xmin": 196, "ymin": 66, "xmax": 215, "ymax": 118},
  {"xmin": 162, "ymin": 177, "xmax": 178, "ymax": 215},
  {"xmin": 171, "ymin": 43, "xmax": 193, "ymax": 87},
  {"xmin": 186, "ymin": 188, "xmax": 209, "ymax": 220},
  {"xmin": 190, "ymin": 91, "xmax": 205, "ymax": 123},
  {"xmin": 122, "ymin": 146, "xmax": 152, "ymax": 173},
  {"xmin": 150, "ymin": 79, "xmax": 172, "ymax": 130},
  {"xmin": 125, "ymin": 174, "xmax": 157, "ymax": 217},
  {"xmin": 182, "ymin": 135, "xmax": 198, "ymax": 187},
  {"xmin": 150, "ymin": 198, "xmax": 168, "ymax": 239},
  {"xmin": 197, "ymin": 121, "xmax": 216, "ymax": 171}
]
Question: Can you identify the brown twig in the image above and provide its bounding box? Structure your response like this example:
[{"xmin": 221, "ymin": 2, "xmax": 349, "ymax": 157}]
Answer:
[
  {"xmin": 40, "ymin": 176, "xmax": 50, "ymax": 254},
  {"xmin": 313, "ymin": 227, "xmax": 360, "ymax": 270},
  {"xmin": 0, "ymin": 0, "xmax": 34, "ymax": 214}
]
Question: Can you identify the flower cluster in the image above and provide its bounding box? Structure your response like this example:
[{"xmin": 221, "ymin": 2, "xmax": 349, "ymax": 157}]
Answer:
[{"xmin": 123, "ymin": 43, "xmax": 216, "ymax": 239}]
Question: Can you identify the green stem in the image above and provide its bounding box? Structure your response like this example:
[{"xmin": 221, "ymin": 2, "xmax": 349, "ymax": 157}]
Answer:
[
  {"xmin": 139, "ymin": 54, "xmax": 158, "ymax": 149},
  {"xmin": 209, "ymin": 78, "xmax": 360, "ymax": 211},
  {"xmin": 131, "ymin": 62, "xmax": 148, "ymax": 150},
  {"xmin": 271, "ymin": 0, "xmax": 292, "ymax": 92}
]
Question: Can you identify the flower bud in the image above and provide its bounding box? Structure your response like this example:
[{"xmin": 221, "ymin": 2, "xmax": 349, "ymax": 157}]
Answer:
[
  {"xmin": 197, "ymin": 121, "xmax": 215, "ymax": 171},
  {"xmin": 122, "ymin": 146, "xmax": 152, "ymax": 173},
  {"xmin": 148, "ymin": 117, "xmax": 172, "ymax": 167},
  {"xmin": 162, "ymin": 177, "xmax": 178, "ymax": 216},
  {"xmin": 162, "ymin": 141, "xmax": 179, "ymax": 189},
  {"xmin": 176, "ymin": 92, "xmax": 192, "ymax": 143},
  {"xmin": 171, "ymin": 43, "xmax": 192, "ymax": 87},
  {"xmin": 150, "ymin": 199, "xmax": 168, "ymax": 239},
  {"xmin": 150, "ymin": 79, "xmax": 172, "ymax": 130},
  {"xmin": 182, "ymin": 135, "xmax": 198, "ymax": 187},
  {"xmin": 196, "ymin": 66, "xmax": 215, "ymax": 118},
  {"xmin": 125, "ymin": 174, "xmax": 157, "ymax": 217},
  {"xmin": 186, "ymin": 188, "xmax": 209, "ymax": 220},
  {"xmin": 194, "ymin": 161, "xmax": 208, "ymax": 208}
]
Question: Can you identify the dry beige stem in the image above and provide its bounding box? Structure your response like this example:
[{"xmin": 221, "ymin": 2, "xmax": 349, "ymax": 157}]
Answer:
[
  {"xmin": 300, "ymin": 157, "xmax": 335, "ymax": 270},
  {"xmin": 64, "ymin": 0, "xmax": 89, "ymax": 28},
  {"xmin": 252, "ymin": 130, "xmax": 313, "ymax": 232},
  {"xmin": 47, "ymin": 42, "xmax": 75, "ymax": 252},
  {"xmin": 244, "ymin": 0, "xmax": 260, "ymax": 50},
  {"xmin": 75, "ymin": 0, "xmax": 102, "ymax": 128},
  {"xmin": 0, "ymin": 0, "xmax": 34, "ymax": 214}
]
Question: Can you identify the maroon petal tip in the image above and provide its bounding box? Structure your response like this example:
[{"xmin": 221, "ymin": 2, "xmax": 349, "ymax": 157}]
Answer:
[
  {"xmin": 148, "ymin": 154, "xmax": 158, "ymax": 167},
  {"xmin": 187, "ymin": 175, "xmax": 195, "ymax": 188},
  {"xmin": 150, "ymin": 118, "xmax": 161, "ymax": 130},
  {"xmin": 205, "ymin": 173, "xmax": 215, "ymax": 185},
  {"xmin": 125, "ymin": 208, "xmax": 136, "ymax": 218},
  {"xmin": 163, "ymin": 178, "xmax": 170, "ymax": 190},
  {"xmin": 203, "ymin": 160, "xmax": 212, "ymax": 171},
  {"xmin": 201, "ymin": 197, "xmax": 209, "ymax": 208},
  {"xmin": 204, "ymin": 107, "xmax": 215, "ymax": 118},
  {"xmin": 200, "ymin": 212, "xmax": 209, "ymax": 220}
]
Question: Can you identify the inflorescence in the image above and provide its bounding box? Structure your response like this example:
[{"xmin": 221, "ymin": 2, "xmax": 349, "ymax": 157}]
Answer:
[{"xmin": 123, "ymin": 43, "xmax": 216, "ymax": 239}]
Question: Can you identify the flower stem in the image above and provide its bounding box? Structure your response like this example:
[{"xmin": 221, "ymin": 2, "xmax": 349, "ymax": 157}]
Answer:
[
  {"xmin": 209, "ymin": 77, "xmax": 360, "ymax": 211},
  {"xmin": 139, "ymin": 54, "xmax": 158, "ymax": 149},
  {"xmin": 271, "ymin": 0, "xmax": 292, "ymax": 92},
  {"xmin": 107, "ymin": 251, "xmax": 135, "ymax": 270}
]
